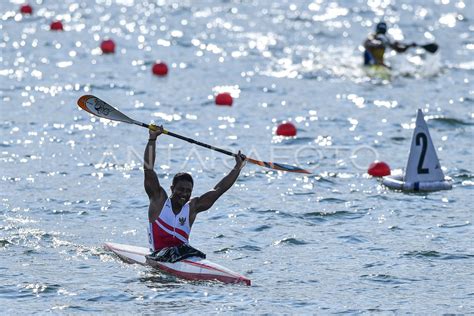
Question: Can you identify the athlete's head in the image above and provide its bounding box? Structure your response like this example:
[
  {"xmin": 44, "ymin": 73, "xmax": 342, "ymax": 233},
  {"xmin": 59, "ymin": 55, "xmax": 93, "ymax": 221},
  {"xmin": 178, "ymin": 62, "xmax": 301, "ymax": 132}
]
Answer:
[
  {"xmin": 375, "ymin": 22, "xmax": 387, "ymax": 34},
  {"xmin": 172, "ymin": 172, "xmax": 194, "ymax": 187},
  {"xmin": 170, "ymin": 172, "xmax": 194, "ymax": 206}
]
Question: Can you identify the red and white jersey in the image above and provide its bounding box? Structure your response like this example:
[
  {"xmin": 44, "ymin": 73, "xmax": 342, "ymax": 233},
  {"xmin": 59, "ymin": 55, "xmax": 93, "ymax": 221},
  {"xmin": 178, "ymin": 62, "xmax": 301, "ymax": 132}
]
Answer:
[{"xmin": 148, "ymin": 198, "xmax": 191, "ymax": 251}]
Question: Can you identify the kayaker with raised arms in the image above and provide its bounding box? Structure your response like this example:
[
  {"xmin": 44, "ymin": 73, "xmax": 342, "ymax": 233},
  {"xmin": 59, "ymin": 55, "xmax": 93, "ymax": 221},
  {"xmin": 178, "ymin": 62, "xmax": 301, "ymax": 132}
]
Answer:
[
  {"xmin": 144, "ymin": 125, "xmax": 246, "ymax": 262},
  {"xmin": 363, "ymin": 22, "xmax": 416, "ymax": 68}
]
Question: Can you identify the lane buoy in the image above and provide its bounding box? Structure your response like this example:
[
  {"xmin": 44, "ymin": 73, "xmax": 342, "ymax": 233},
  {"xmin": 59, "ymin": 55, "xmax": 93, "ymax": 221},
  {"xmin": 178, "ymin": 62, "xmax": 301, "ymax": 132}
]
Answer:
[
  {"xmin": 368, "ymin": 161, "xmax": 391, "ymax": 177},
  {"xmin": 20, "ymin": 4, "xmax": 33, "ymax": 15},
  {"xmin": 152, "ymin": 62, "xmax": 168, "ymax": 76},
  {"xmin": 215, "ymin": 93, "xmax": 233, "ymax": 106},
  {"xmin": 50, "ymin": 21, "xmax": 64, "ymax": 31},
  {"xmin": 276, "ymin": 122, "xmax": 297, "ymax": 136},
  {"xmin": 382, "ymin": 109, "xmax": 452, "ymax": 192},
  {"xmin": 100, "ymin": 39, "xmax": 116, "ymax": 54}
]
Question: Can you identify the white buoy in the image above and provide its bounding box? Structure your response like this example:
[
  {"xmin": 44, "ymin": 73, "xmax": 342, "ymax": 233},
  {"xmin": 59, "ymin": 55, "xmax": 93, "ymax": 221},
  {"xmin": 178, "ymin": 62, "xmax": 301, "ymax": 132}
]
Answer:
[{"xmin": 382, "ymin": 109, "xmax": 452, "ymax": 192}]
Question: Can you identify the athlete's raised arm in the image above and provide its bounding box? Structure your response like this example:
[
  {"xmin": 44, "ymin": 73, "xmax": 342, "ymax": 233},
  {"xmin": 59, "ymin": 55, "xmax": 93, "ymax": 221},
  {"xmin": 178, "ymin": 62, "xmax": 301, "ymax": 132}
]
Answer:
[
  {"xmin": 189, "ymin": 152, "xmax": 246, "ymax": 221},
  {"xmin": 144, "ymin": 125, "xmax": 167, "ymax": 203}
]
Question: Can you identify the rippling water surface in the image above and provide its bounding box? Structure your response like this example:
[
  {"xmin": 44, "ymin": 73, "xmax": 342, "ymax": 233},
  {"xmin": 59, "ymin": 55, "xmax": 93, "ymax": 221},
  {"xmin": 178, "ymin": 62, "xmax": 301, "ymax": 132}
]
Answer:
[{"xmin": 1, "ymin": 0, "xmax": 473, "ymax": 314}]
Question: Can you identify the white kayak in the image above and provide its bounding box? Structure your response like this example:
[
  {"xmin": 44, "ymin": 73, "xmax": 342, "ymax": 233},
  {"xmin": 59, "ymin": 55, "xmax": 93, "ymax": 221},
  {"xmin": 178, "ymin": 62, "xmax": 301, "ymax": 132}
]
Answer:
[{"xmin": 104, "ymin": 242, "xmax": 251, "ymax": 286}]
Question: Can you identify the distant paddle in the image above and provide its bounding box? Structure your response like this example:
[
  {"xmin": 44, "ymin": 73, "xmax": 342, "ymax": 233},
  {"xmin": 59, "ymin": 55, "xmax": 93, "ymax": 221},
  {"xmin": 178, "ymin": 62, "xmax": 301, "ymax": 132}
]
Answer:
[
  {"xmin": 415, "ymin": 43, "xmax": 438, "ymax": 54},
  {"xmin": 77, "ymin": 95, "xmax": 311, "ymax": 174}
]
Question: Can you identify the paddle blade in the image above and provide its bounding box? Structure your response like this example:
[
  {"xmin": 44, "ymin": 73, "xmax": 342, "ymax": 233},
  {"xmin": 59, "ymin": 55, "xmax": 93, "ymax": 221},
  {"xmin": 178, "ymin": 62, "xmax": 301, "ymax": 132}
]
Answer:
[
  {"xmin": 421, "ymin": 43, "xmax": 438, "ymax": 53},
  {"xmin": 77, "ymin": 95, "xmax": 136, "ymax": 124},
  {"xmin": 246, "ymin": 157, "xmax": 311, "ymax": 174}
]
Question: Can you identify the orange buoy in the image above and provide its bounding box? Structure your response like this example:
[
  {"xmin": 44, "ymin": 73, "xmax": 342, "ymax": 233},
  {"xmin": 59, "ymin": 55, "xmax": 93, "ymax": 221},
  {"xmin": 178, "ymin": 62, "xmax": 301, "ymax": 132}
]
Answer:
[
  {"xmin": 20, "ymin": 4, "xmax": 33, "ymax": 15},
  {"xmin": 100, "ymin": 39, "xmax": 116, "ymax": 54},
  {"xmin": 50, "ymin": 21, "xmax": 63, "ymax": 31},
  {"xmin": 152, "ymin": 62, "xmax": 168, "ymax": 76},
  {"xmin": 368, "ymin": 161, "xmax": 391, "ymax": 177},
  {"xmin": 276, "ymin": 122, "xmax": 297, "ymax": 136},
  {"xmin": 215, "ymin": 93, "xmax": 233, "ymax": 106}
]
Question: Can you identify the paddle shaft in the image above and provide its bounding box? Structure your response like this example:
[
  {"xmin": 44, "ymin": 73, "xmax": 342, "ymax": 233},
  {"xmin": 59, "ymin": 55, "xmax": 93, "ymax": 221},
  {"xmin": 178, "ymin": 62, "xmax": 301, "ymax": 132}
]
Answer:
[{"xmin": 140, "ymin": 122, "xmax": 236, "ymax": 157}]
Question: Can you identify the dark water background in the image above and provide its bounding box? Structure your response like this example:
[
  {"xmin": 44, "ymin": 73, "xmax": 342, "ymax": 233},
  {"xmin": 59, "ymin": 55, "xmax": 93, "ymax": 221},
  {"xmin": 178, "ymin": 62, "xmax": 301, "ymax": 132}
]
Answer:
[{"xmin": 1, "ymin": 0, "xmax": 473, "ymax": 313}]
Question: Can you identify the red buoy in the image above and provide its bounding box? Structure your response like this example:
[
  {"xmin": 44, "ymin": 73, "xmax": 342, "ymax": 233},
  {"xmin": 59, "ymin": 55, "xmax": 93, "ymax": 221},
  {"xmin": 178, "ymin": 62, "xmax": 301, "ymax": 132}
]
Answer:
[
  {"xmin": 100, "ymin": 39, "xmax": 116, "ymax": 54},
  {"xmin": 20, "ymin": 4, "xmax": 33, "ymax": 15},
  {"xmin": 152, "ymin": 62, "xmax": 168, "ymax": 76},
  {"xmin": 50, "ymin": 21, "xmax": 63, "ymax": 31},
  {"xmin": 276, "ymin": 122, "xmax": 297, "ymax": 136},
  {"xmin": 368, "ymin": 161, "xmax": 391, "ymax": 177},
  {"xmin": 215, "ymin": 93, "xmax": 233, "ymax": 106}
]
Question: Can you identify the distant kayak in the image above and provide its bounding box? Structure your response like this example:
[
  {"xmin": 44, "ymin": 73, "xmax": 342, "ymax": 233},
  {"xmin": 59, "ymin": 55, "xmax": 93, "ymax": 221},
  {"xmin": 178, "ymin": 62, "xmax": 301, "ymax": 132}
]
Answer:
[
  {"xmin": 104, "ymin": 242, "xmax": 251, "ymax": 286},
  {"xmin": 363, "ymin": 65, "xmax": 391, "ymax": 80}
]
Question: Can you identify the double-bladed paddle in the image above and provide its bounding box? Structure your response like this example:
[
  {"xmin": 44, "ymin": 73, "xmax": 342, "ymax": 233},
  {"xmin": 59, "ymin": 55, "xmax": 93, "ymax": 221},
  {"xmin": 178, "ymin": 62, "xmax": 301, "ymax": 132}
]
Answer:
[{"xmin": 77, "ymin": 95, "xmax": 311, "ymax": 174}]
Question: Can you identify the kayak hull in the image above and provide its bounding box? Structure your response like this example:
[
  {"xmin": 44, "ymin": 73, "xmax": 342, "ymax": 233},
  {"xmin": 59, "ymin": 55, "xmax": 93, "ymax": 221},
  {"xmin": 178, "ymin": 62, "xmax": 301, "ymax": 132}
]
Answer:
[
  {"xmin": 104, "ymin": 242, "xmax": 251, "ymax": 286},
  {"xmin": 364, "ymin": 65, "xmax": 391, "ymax": 80}
]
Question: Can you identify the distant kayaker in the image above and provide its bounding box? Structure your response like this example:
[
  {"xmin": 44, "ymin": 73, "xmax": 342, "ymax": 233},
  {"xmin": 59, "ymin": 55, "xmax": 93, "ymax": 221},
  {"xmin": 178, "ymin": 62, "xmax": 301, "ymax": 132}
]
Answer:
[
  {"xmin": 143, "ymin": 125, "xmax": 246, "ymax": 261},
  {"xmin": 363, "ymin": 22, "xmax": 416, "ymax": 68}
]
